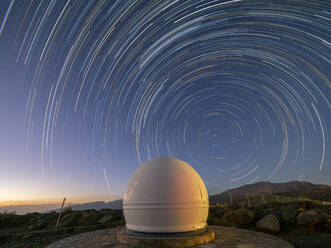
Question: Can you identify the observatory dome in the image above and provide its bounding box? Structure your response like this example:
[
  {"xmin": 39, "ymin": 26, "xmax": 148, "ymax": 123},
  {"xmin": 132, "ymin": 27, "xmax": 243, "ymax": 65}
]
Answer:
[{"xmin": 123, "ymin": 157, "xmax": 209, "ymax": 233}]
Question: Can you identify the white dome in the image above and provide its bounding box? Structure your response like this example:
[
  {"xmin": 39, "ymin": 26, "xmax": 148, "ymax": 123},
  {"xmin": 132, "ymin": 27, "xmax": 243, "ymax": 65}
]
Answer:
[{"xmin": 123, "ymin": 157, "xmax": 209, "ymax": 233}]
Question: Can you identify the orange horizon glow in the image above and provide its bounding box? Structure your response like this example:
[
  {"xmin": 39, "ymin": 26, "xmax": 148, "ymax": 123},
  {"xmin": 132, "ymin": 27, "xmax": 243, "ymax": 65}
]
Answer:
[{"xmin": 0, "ymin": 195, "xmax": 122, "ymax": 207}]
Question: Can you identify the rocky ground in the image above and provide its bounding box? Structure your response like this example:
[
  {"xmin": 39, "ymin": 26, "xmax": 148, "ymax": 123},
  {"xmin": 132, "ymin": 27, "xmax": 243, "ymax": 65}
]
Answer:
[
  {"xmin": 0, "ymin": 208, "xmax": 124, "ymax": 248},
  {"xmin": 208, "ymin": 199, "xmax": 331, "ymax": 248},
  {"xmin": 1, "ymin": 198, "xmax": 330, "ymax": 248}
]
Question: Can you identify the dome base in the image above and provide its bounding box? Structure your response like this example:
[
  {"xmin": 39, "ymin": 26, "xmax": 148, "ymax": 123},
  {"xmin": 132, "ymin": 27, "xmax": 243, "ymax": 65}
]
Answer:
[
  {"xmin": 116, "ymin": 226, "xmax": 215, "ymax": 248},
  {"xmin": 125, "ymin": 222, "xmax": 207, "ymax": 233},
  {"xmin": 125, "ymin": 226, "xmax": 207, "ymax": 237}
]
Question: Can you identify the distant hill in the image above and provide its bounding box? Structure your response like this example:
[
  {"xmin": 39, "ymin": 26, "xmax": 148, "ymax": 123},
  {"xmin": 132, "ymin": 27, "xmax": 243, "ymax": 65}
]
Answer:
[
  {"xmin": 277, "ymin": 188, "xmax": 331, "ymax": 202},
  {"xmin": 3, "ymin": 181, "xmax": 330, "ymax": 214},
  {"xmin": 209, "ymin": 181, "xmax": 331, "ymax": 205},
  {"xmin": 67, "ymin": 181, "xmax": 331, "ymax": 210},
  {"xmin": 60, "ymin": 199, "xmax": 123, "ymax": 211}
]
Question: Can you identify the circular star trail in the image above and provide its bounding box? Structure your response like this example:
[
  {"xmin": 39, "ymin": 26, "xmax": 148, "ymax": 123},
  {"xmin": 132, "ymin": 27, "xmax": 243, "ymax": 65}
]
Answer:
[{"xmin": 0, "ymin": 0, "xmax": 330, "ymax": 193}]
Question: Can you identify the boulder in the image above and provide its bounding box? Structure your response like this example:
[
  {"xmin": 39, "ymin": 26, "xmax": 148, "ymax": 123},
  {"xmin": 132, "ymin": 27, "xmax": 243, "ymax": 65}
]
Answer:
[
  {"xmin": 281, "ymin": 208, "xmax": 298, "ymax": 223},
  {"xmin": 296, "ymin": 210, "xmax": 321, "ymax": 226},
  {"xmin": 222, "ymin": 208, "xmax": 256, "ymax": 226},
  {"xmin": 256, "ymin": 214, "xmax": 280, "ymax": 232}
]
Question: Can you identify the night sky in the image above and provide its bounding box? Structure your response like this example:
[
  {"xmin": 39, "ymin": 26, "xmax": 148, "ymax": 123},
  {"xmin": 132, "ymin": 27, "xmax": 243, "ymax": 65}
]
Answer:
[{"xmin": 0, "ymin": 0, "xmax": 330, "ymax": 201}]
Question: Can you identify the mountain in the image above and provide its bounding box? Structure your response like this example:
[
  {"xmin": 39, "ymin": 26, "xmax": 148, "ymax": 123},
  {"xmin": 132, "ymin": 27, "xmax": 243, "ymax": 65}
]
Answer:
[
  {"xmin": 3, "ymin": 181, "xmax": 330, "ymax": 214},
  {"xmin": 65, "ymin": 181, "xmax": 330, "ymax": 210},
  {"xmin": 209, "ymin": 181, "xmax": 331, "ymax": 205},
  {"xmin": 53, "ymin": 199, "xmax": 123, "ymax": 212}
]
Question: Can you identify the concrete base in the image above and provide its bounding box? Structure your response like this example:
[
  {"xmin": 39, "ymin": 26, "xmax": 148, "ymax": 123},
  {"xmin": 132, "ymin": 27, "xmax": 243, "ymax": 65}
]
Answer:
[
  {"xmin": 116, "ymin": 227, "xmax": 215, "ymax": 248},
  {"xmin": 46, "ymin": 225, "xmax": 295, "ymax": 248}
]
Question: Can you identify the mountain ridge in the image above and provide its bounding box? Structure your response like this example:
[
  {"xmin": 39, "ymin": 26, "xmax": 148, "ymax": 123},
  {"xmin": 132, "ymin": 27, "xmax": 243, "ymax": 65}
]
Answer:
[
  {"xmin": 209, "ymin": 180, "xmax": 331, "ymax": 204},
  {"xmin": 2, "ymin": 181, "xmax": 330, "ymax": 214}
]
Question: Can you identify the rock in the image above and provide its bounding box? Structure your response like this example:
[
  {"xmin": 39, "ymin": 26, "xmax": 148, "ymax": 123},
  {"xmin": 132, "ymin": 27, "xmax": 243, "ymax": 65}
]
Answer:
[
  {"xmin": 222, "ymin": 208, "xmax": 256, "ymax": 226},
  {"xmin": 296, "ymin": 210, "xmax": 321, "ymax": 226},
  {"xmin": 256, "ymin": 214, "xmax": 280, "ymax": 232},
  {"xmin": 281, "ymin": 208, "xmax": 298, "ymax": 223}
]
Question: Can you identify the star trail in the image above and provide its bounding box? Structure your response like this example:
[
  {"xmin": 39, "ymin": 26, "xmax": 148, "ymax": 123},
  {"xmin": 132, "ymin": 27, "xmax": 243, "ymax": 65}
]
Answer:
[{"xmin": 0, "ymin": 0, "xmax": 330, "ymax": 199}]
